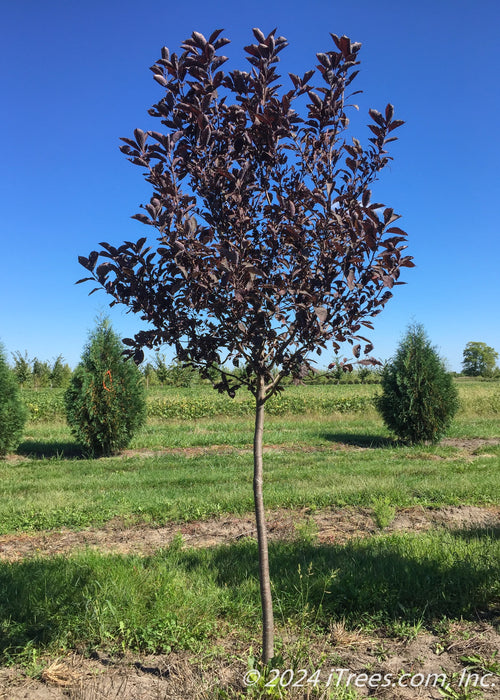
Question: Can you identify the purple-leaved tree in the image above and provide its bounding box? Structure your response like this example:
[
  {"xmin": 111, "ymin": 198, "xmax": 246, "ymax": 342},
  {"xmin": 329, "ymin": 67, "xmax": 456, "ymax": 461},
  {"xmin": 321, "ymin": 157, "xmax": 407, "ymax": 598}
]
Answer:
[{"xmin": 78, "ymin": 28, "xmax": 412, "ymax": 662}]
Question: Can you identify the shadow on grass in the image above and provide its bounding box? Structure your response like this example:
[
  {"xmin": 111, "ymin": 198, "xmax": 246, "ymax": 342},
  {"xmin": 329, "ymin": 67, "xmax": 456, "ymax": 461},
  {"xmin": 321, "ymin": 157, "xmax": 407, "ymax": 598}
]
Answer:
[
  {"xmin": 1, "ymin": 529, "xmax": 498, "ymax": 659},
  {"xmin": 0, "ymin": 558, "xmax": 96, "ymax": 654},
  {"xmin": 209, "ymin": 531, "xmax": 500, "ymax": 625},
  {"xmin": 321, "ymin": 432, "xmax": 395, "ymax": 448},
  {"xmin": 449, "ymin": 526, "xmax": 500, "ymax": 541},
  {"xmin": 17, "ymin": 440, "xmax": 87, "ymax": 460}
]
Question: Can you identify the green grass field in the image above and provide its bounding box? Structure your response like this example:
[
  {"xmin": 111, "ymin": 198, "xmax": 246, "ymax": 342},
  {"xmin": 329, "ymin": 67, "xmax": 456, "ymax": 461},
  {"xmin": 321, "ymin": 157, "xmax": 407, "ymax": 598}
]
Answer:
[
  {"xmin": 4, "ymin": 381, "xmax": 499, "ymax": 533},
  {"xmin": 1, "ymin": 380, "xmax": 499, "ymax": 696}
]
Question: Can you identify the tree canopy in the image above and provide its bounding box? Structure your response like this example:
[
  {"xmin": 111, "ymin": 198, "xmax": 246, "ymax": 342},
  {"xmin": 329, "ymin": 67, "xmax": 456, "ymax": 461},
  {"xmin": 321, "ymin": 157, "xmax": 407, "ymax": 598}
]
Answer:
[
  {"xmin": 462, "ymin": 342, "xmax": 499, "ymax": 378},
  {"xmin": 79, "ymin": 28, "xmax": 412, "ymax": 394}
]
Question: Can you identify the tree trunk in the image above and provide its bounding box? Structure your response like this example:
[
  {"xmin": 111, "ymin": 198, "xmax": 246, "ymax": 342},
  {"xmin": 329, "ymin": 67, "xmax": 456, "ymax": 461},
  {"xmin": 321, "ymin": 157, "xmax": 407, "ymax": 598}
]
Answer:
[{"xmin": 253, "ymin": 375, "xmax": 274, "ymax": 663}]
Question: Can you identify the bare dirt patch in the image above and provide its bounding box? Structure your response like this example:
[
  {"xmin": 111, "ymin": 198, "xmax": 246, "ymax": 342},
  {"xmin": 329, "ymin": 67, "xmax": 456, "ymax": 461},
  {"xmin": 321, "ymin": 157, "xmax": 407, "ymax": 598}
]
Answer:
[
  {"xmin": 121, "ymin": 437, "xmax": 500, "ymax": 460},
  {"xmin": 0, "ymin": 505, "xmax": 499, "ymax": 563},
  {"xmin": 441, "ymin": 437, "xmax": 500, "ymax": 452}
]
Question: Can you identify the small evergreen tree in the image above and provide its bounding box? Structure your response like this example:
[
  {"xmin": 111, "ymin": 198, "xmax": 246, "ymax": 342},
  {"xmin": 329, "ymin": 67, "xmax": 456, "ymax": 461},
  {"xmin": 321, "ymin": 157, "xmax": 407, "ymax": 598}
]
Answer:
[
  {"xmin": 32, "ymin": 358, "xmax": 51, "ymax": 389},
  {"xmin": 0, "ymin": 345, "xmax": 27, "ymax": 457},
  {"xmin": 11, "ymin": 350, "xmax": 32, "ymax": 387},
  {"xmin": 376, "ymin": 324, "xmax": 459, "ymax": 444},
  {"xmin": 142, "ymin": 361, "xmax": 156, "ymax": 389},
  {"xmin": 50, "ymin": 355, "xmax": 72, "ymax": 388},
  {"xmin": 330, "ymin": 359, "xmax": 344, "ymax": 385},
  {"xmin": 153, "ymin": 352, "xmax": 169, "ymax": 385},
  {"xmin": 164, "ymin": 360, "xmax": 196, "ymax": 387},
  {"xmin": 65, "ymin": 319, "xmax": 146, "ymax": 455}
]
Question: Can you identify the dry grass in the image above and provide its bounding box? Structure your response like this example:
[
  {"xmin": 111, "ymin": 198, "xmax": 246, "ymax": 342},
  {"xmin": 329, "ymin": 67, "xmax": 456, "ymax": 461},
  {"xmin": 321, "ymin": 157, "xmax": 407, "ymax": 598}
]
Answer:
[{"xmin": 42, "ymin": 659, "xmax": 81, "ymax": 686}]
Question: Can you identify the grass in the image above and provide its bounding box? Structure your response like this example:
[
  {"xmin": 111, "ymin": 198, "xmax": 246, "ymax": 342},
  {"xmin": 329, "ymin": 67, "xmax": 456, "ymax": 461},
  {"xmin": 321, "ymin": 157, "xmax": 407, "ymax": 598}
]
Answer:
[
  {"xmin": 1, "ymin": 379, "xmax": 499, "ymax": 692},
  {"xmin": 1, "ymin": 411, "xmax": 499, "ymax": 533},
  {"xmin": 0, "ymin": 529, "xmax": 498, "ymax": 665}
]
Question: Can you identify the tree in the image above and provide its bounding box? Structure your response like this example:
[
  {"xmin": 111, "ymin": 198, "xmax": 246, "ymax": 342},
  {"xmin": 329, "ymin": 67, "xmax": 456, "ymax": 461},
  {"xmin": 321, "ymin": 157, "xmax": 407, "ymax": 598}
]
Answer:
[
  {"xmin": 11, "ymin": 350, "xmax": 32, "ymax": 387},
  {"xmin": 330, "ymin": 357, "xmax": 345, "ymax": 385},
  {"xmin": 50, "ymin": 355, "xmax": 73, "ymax": 388},
  {"xmin": 376, "ymin": 324, "xmax": 459, "ymax": 444},
  {"xmin": 153, "ymin": 351, "xmax": 169, "ymax": 385},
  {"xmin": 357, "ymin": 366, "xmax": 371, "ymax": 383},
  {"xmin": 78, "ymin": 28, "xmax": 412, "ymax": 661},
  {"xmin": 142, "ymin": 361, "xmax": 156, "ymax": 389},
  {"xmin": 0, "ymin": 345, "xmax": 27, "ymax": 457},
  {"xmin": 462, "ymin": 342, "xmax": 499, "ymax": 378},
  {"xmin": 64, "ymin": 319, "xmax": 147, "ymax": 455},
  {"xmin": 32, "ymin": 358, "xmax": 51, "ymax": 389},
  {"xmin": 169, "ymin": 359, "xmax": 196, "ymax": 386}
]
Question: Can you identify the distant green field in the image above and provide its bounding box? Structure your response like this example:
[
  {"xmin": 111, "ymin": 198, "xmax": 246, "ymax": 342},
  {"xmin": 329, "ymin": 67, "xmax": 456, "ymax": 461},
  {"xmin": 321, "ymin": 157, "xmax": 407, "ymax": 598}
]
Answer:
[{"xmin": 20, "ymin": 378, "xmax": 500, "ymax": 421}]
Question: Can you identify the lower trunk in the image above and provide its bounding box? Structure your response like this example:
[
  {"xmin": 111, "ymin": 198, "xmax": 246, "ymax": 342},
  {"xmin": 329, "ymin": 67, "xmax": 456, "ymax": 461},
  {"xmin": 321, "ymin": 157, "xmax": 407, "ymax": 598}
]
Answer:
[{"xmin": 253, "ymin": 376, "xmax": 274, "ymax": 663}]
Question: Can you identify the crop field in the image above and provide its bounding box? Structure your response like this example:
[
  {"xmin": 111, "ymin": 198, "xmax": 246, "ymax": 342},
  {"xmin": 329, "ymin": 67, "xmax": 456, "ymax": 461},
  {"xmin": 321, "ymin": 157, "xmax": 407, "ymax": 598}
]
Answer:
[{"xmin": 0, "ymin": 379, "xmax": 499, "ymax": 699}]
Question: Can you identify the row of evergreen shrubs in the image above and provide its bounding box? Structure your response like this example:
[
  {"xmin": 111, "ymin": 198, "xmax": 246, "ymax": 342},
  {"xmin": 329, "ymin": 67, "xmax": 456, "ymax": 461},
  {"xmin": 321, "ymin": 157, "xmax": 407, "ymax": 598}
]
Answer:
[{"xmin": 1, "ymin": 322, "xmax": 460, "ymax": 457}]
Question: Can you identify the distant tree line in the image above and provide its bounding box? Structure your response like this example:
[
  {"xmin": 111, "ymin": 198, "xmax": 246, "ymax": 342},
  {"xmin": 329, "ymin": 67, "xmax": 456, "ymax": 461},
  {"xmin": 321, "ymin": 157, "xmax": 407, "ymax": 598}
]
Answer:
[
  {"xmin": 6, "ymin": 341, "xmax": 499, "ymax": 390},
  {"xmin": 10, "ymin": 352, "xmax": 73, "ymax": 389},
  {"xmin": 143, "ymin": 354, "xmax": 384, "ymax": 388}
]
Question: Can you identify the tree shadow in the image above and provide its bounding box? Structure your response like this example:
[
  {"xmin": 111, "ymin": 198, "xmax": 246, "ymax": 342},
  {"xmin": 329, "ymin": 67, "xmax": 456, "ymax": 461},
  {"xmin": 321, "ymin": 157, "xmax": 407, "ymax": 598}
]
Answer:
[
  {"xmin": 448, "ymin": 525, "xmax": 500, "ymax": 541},
  {"xmin": 17, "ymin": 440, "xmax": 87, "ymax": 460},
  {"xmin": 0, "ymin": 557, "xmax": 96, "ymax": 655},
  {"xmin": 186, "ymin": 530, "xmax": 500, "ymax": 625},
  {"xmin": 321, "ymin": 432, "xmax": 395, "ymax": 448},
  {"xmin": 1, "ymin": 529, "xmax": 498, "ymax": 658}
]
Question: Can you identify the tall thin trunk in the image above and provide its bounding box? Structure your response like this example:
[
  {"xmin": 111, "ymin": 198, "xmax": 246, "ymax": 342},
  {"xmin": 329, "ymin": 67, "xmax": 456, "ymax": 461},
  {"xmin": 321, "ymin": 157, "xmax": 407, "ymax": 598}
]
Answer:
[{"xmin": 253, "ymin": 375, "xmax": 274, "ymax": 663}]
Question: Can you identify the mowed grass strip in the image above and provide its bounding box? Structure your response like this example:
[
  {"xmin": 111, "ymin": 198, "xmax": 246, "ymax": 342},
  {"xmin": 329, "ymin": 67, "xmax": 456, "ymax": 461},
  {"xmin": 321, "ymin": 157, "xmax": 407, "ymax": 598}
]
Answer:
[
  {"xmin": 2, "ymin": 412, "xmax": 499, "ymax": 533},
  {"xmin": 0, "ymin": 529, "xmax": 499, "ymax": 664}
]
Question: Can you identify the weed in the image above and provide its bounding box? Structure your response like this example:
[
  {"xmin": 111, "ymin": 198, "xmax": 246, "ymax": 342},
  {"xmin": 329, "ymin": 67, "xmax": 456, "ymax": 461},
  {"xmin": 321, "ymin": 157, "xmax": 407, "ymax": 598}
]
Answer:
[
  {"xmin": 460, "ymin": 650, "xmax": 500, "ymax": 675},
  {"xmin": 389, "ymin": 617, "xmax": 426, "ymax": 641},
  {"xmin": 374, "ymin": 642, "xmax": 389, "ymax": 662},
  {"xmin": 438, "ymin": 675, "xmax": 484, "ymax": 699},
  {"xmin": 371, "ymin": 497, "xmax": 396, "ymax": 529},
  {"xmin": 294, "ymin": 518, "xmax": 319, "ymax": 545}
]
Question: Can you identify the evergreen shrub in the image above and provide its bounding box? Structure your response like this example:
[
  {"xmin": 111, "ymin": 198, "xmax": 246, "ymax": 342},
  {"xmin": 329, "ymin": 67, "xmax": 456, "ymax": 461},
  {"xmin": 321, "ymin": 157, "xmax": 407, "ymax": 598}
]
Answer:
[
  {"xmin": 65, "ymin": 320, "xmax": 146, "ymax": 455},
  {"xmin": 0, "ymin": 345, "xmax": 27, "ymax": 456},
  {"xmin": 376, "ymin": 324, "xmax": 459, "ymax": 444}
]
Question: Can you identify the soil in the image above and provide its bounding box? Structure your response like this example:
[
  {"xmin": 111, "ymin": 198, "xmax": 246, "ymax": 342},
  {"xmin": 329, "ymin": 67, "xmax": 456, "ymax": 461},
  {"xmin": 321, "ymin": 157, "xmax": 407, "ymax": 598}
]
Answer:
[
  {"xmin": 1, "ymin": 616, "xmax": 500, "ymax": 699},
  {"xmin": 1, "ymin": 438, "xmax": 499, "ymax": 698},
  {"xmin": 0, "ymin": 504, "xmax": 499, "ymax": 563}
]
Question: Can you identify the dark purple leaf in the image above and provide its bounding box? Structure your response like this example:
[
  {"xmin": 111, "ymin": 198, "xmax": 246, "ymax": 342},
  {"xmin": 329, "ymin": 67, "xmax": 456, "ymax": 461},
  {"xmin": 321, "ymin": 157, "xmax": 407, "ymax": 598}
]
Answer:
[
  {"xmin": 369, "ymin": 109, "xmax": 385, "ymax": 126},
  {"xmin": 134, "ymin": 128, "xmax": 147, "ymax": 149}
]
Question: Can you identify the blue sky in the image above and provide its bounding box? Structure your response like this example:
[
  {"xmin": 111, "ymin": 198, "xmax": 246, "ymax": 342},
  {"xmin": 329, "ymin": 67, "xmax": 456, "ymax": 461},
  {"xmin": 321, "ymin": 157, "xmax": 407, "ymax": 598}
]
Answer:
[{"xmin": 1, "ymin": 0, "xmax": 499, "ymax": 371}]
